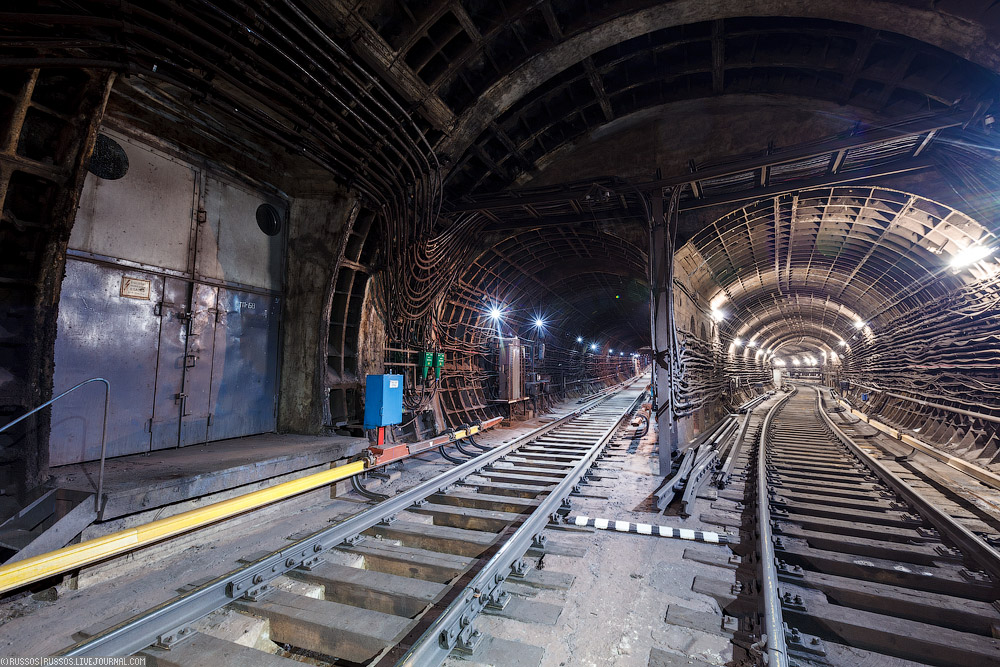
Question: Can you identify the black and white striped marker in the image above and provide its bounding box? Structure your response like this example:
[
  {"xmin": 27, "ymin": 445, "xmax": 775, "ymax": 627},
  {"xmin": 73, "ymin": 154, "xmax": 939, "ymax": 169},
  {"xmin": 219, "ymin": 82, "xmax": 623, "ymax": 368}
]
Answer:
[{"xmin": 568, "ymin": 515, "xmax": 731, "ymax": 544}]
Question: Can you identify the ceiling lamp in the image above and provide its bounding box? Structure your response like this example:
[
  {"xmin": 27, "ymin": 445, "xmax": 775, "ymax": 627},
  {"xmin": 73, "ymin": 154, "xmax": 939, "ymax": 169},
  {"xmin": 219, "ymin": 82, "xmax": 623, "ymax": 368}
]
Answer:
[{"xmin": 950, "ymin": 244, "xmax": 994, "ymax": 268}]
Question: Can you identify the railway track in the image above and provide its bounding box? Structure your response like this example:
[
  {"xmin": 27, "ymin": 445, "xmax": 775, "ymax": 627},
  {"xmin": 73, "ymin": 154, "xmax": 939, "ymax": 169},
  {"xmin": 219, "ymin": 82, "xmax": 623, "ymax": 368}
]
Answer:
[
  {"xmin": 742, "ymin": 383, "xmax": 1000, "ymax": 667},
  {"xmin": 53, "ymin": 379, "xmax": 647, "ymax": 666}
]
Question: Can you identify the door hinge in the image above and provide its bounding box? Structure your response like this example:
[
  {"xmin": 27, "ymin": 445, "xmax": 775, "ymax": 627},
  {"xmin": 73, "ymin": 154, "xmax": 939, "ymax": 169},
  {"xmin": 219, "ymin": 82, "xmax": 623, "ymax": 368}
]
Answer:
[
  {"xmin": 146, "ymin": 418, "xmax": 152, "ymax": 434},
  {"xmin": 196, "ymin": 208, "xmax": 207, "ymax": 224}
]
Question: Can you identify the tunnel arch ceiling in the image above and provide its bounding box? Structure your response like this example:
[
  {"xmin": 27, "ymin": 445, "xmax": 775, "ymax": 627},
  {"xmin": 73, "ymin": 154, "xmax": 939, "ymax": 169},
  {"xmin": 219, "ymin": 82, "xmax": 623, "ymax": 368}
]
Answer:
[
  {"xmin": 443, "ymin": 227, "xmax": 649, "ymax": 352},
  {"xmin": 416, "ymin": 10, "xmax": 1000, "ymax": 196},
  {"xmin": 675, "ymin": 185, "xmax": 999, "ymax": 357}
]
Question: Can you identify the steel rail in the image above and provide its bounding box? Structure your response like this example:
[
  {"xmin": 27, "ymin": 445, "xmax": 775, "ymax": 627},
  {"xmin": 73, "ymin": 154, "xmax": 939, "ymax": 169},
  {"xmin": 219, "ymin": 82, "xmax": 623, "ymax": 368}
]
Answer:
[
  {"xmin": 654, "ymin": 413, "xmax": 733, "ymax": 510},
  {"xmin": 56, "ymin": 379, "xmax": 643, "ymax": 657},
  {"xmin": 756, "ymin": 387, "xmax": 794, "ymax": 667},
  {"xmin": 718, "ymin": 412, "xmax": 753, "ymax": 487},
  {"xmin": 392, "ymin": 387, "xmax": 646, "ymax": 666},
  {"xmin": 816, "ymin": 386, "xmax": 1000, "ymax": 582}
]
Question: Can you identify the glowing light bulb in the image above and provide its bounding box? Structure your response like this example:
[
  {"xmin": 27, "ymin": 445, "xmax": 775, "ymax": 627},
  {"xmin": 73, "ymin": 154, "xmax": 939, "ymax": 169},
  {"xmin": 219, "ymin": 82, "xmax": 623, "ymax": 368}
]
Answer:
[{"xmin": 951, "ymin": 244, "xmax": 994, "ymax": 268}]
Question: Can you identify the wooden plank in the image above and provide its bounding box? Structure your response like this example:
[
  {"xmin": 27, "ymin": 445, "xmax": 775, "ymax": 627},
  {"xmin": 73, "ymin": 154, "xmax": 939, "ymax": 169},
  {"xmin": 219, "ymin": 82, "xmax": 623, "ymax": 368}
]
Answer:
[
  {"xmin": 484, "ymin": 596, "xmax": 563, "ymax": 625},
  {"xmin": 365, "ymin": 520, "xmax": 500, "ymax": 557},
  {"xmin": 288, "ymin": 562, "xmax": 444, "ymax": 617},
  {"xmin": 487, "ymin": 464, "xmax": 567, "ymax": 478},
  {"xmin": 408, "ymin": 501, "xmax": 522, "ymax": 532},
  {"xmin": 473, "ymin": 471, "xmax": 561, "ymax": 486},
  {"xmin": 429, "ymin": 490, "xmax": 541, "ymax": 513},
  {"xmin": 339, "ymin": 542, "xmax": 471, "ymax": 583},
  {"xmin": 794, "ymin": 569, "xmax": 1000, "ymax": 635},
  {"xmin": 233, "ymin": 590, "xmax": 410, "ymax": 663},
  {"xmin": 140, "ymin": 632, "xmax": 297, "ymax": 667},
  {"xmin": 776, "ymin": 538, "xmax": 995, "ymax": 599},
  {"xmin": 773, "ymin": 513, "xmax": 928, "ymax": 543},
  {"xmin": 775, "ymin": 524, "xmax": 947, "ymax": 565},
  {"xmin": 465, "ymin": 481, "xmax": 551, "ymax": 498},
  {"xmin": 781, "ymin": 582, "xmax": 1000, "ymax": 666}
]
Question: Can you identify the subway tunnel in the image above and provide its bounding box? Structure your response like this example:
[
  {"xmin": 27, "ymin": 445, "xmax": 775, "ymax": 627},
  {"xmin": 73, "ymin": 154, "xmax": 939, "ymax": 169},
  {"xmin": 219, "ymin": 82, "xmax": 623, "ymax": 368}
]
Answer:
[{"xmin": 1, "ymin": 2, "xmax": 1000, "ymax": 665}]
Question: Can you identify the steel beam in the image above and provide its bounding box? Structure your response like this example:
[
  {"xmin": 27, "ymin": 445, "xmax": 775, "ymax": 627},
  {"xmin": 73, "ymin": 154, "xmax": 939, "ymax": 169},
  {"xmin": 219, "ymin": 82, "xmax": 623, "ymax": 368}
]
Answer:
[{"xmin": 649, "ymin": 190, "xmax": 679, "ymax": 474}]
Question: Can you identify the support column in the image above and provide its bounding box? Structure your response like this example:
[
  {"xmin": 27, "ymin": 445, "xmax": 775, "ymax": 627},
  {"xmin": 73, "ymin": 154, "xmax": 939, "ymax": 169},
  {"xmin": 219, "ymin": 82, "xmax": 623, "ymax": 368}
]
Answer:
[
  {"xmin": 277, "ymin": 191, "xmax": 359, "ymax": 433},
  {"xmin": 649, "ymin": 188, "xmax": 681, "ymax": 475}
]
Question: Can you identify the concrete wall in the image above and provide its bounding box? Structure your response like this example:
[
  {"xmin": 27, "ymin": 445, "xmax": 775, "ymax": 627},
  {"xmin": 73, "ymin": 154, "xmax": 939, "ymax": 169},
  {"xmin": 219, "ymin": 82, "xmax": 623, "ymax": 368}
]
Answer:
[{"xmin": 278, "ymin": 193, "xmax": 359, "ymax": 434}]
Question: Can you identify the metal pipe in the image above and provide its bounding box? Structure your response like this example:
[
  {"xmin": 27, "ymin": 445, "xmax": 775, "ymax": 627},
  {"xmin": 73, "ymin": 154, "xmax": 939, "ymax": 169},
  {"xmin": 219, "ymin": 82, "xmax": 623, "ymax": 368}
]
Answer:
[{"xmin": 0, "ymin": 377, "xmax": 110, "ymax": 513}]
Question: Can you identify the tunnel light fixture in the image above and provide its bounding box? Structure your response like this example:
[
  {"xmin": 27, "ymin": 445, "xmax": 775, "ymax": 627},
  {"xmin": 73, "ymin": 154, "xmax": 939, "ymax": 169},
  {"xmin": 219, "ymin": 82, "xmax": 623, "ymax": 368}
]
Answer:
[
  {"xmin": 488, "ymin": 305, "xmax": 503, "ymax": 321},
  {"xmin": 619, "ymin": 351, "xmax": 624, "ymax": 356},
  {"xmin": 590, "ymin": 343, "xmax": 597, "ymax": 351},
  {"xmin": 710, "ymin": 307, "xmax": 726, "ymax": 322},
  {"xmin": 950, "ymin": 244, "xmax": 994, "ymax": 268},
  {"xmin": 839, "ymin": 340, "xmax": 847, "ymax": 347},
  {"xmin": 733, "ymin": 338, "xmax": 743, "ymax": 346},
  {"xmin": 853, "ymin": 320, "xmax": 866, "ymax": 329},
  {"xmin": 577, "ymin": 336, "xmax": 583, "ymax": 343},
  {"xmin": 746, "ymin": 340, "xmax": 756, "ymax": 348},
  {"xmin": 534, "ymin": 317, "xmax": 545, "ymax": 328},
  {"xmin": 792, "ymin": 358, "xmax": 800, "ymax": 366},
  {"xmin": 609, "ymin": 348, "xmax": 614, "ymax": 354}
]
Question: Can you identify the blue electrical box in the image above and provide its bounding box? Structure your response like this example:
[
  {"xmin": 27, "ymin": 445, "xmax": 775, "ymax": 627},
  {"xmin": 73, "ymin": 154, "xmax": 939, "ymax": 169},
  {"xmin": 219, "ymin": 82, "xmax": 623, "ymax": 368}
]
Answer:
[{"xmin": 363, "ymin": 374, "xmax": 404, "ymax": 429}]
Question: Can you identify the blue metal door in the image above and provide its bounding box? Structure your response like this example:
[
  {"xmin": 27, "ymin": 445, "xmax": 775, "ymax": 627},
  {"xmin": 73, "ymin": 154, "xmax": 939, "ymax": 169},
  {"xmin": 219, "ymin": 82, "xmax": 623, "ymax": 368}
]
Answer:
[
  {"xmin": 150, "ymin": 280, "xmax": 220, "ymax": 448},
  {"xmin": 50, "ymin": 261, "xmax": 160, "ymax": 465},
  {"xmin": 179, "ymin": 283, "xmax": 218, "ymax": 446},
  {"xmin": 207, "ymin": 289, "xmax": 280, "ymax": 440},
  {"xmin": 150, "ymin": 278, "xmax": 187, "ymax": 450}
]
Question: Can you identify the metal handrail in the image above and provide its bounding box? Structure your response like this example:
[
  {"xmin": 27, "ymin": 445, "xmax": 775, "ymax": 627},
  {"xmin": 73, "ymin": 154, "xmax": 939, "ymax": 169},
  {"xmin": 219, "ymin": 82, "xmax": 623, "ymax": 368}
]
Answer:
[{"xmin": 0, "ymin": 378, "xmax": 111, "ymax": 513}]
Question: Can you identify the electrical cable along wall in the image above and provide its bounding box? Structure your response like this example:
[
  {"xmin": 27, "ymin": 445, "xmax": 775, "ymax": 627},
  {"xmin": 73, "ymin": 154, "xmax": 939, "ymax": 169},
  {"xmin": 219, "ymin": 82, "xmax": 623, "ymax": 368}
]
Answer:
[{"xmin": 837, "ymin": 272, "xmax": 1000, "ymax": 462}]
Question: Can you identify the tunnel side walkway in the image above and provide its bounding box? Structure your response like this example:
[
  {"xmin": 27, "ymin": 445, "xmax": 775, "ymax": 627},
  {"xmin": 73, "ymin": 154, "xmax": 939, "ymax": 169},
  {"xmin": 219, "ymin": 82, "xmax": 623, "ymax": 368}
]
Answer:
[{"xmin": 52, "ymin": 433, "xmax": 369, "ymax": 521}]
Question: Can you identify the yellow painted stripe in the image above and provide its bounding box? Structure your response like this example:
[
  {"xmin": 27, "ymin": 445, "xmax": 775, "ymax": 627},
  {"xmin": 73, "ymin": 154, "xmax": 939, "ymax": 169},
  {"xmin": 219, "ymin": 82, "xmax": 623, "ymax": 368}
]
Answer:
[{"xmin": 0, "ymin": 459, "xmax": 366, "ymax": 594}]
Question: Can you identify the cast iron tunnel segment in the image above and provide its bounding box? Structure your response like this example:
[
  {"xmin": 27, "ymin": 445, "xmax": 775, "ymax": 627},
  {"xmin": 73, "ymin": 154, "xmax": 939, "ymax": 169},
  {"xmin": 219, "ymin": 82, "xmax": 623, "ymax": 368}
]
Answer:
[
  {"xmin": 748, "ymin": 384, "xmax": 1000, "ymax": 667},
  {"xmin": 56, "ymin": 376, "xmax": 649, "ymax": 665}
]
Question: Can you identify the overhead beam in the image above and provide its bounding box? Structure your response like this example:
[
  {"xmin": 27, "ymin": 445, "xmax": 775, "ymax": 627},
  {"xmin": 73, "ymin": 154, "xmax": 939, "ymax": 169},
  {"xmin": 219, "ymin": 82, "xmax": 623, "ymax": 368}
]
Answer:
[
  {"xmin": 474, "ymin": 160, "xmax": 932, "ymax": 230},
  {"xmin": 306, "ymin": 0, "xmax": 456, "ymax": 131},
  {"xmin": 450, "ymin": 109, "xmax": 971, "ymax": 213}
]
